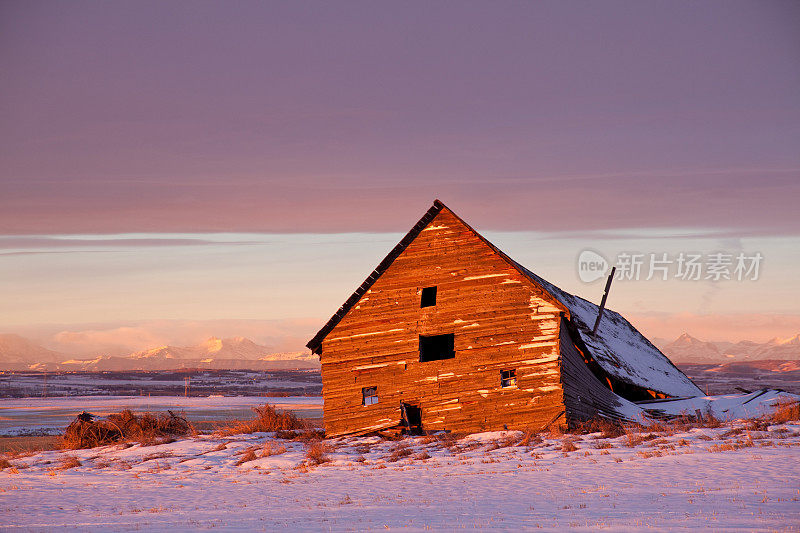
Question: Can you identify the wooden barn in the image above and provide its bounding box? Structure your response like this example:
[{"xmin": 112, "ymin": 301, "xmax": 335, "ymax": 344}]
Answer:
[{"xmin": 307, "ymin": 200, "xmax": 702, "ymax": 437}]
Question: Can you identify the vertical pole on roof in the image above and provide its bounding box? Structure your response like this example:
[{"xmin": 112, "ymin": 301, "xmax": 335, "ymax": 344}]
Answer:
[{"xmin": 592, "ymin": 267, "xmax": 616, "ymax": 337}]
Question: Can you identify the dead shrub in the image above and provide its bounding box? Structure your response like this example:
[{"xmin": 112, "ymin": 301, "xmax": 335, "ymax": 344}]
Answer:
[
  {"xmin": 572, "ymin": 418, "xmax": 624, "ymax": 438},
  {"xmin": 593, "ymin": 441, "xmax": 613, "ymax": 450},
  {"xmin": 58, "ymin": 455, "xmax": 81, "ymax": 470},
  {"xmin": 420, "ymin": 435, "xmax": 438, "ymax": 445},
  {"xmin": 0, "ymin": 458, "xmax": 14, "ymax": 470},
  {"xmin": 220, "ymin": 404, "xmax": 307, "ymax": 436},
  {"xmin": 61, "ymin": 410, "xmax": 192, "ymax": 449},
  {"xmin": 699, "ymin": 410, "xmax": 722, "ymax": 428},
  {"xmin": 236, "ymin": 449, "xmax": 258, "ymax": 465},
  {"xmin": 770, "ymin": 400, "xmax": 800, "ymax": 424},
  {"xmin": 624, "ymin": 432, "xmax": 643, "ymax": 448},
  {"xmin": 429, "ymin": 432, "xmax": 459, "ymax": 449},
  {"xmin": 519, "ymin": 430, "xmax": 543, "ymax": 447},
  {"xmin": 745, "ymin": 419, "xmax": 770, "ymax": 432},
  {"xmin": 261, "ymin": 442, "xmax": 287, "ymax": 457},
  {"xmin": 561, "ymin": 438, "xmax": 578, "ymax": 453},
  {"xmin": 721, "ymin": 428, "xmax": 745, "ymax": 438},
  {"xmin": 386, "ymin": 443, "xmax": 413, "ymax": 462},
  {"xmin": 275, "ymin": 429, "xmax": 325, "ymax": 442},
  {"xmin": 141, "ymin": 451, "xmax": 173, "ymax": 462},
  {"xmin": 305, "ymin": 441, "xmax": 331, "ymax": 465},
  {"xmin": 708, "ymin": 438, "xmax": 754, "ymax": 453},
  {"xmin": 637, "ymin": 450, "xmax": 662, "ymax": 459},
  {"xmin": 353, "ymin": 443, "xmax": 373, "ymax": 455},
  {"xmin": 415, "ymin": 451, "xmax": 431, "ymax": 461}
]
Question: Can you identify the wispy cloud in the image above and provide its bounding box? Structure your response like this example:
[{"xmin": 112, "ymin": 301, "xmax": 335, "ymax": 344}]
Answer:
[{"xmin": 0, "ymin": 235, "xmax": 262, "ymax": 249}]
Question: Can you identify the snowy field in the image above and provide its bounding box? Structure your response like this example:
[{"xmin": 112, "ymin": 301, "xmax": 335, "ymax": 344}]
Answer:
[
  {"xmin": 2, "ymin": 421, "xmax": 799, "ymax": 531},
  {"xmin": 0, "ymin": 396, "xmax": 323, "ymax": 436}
]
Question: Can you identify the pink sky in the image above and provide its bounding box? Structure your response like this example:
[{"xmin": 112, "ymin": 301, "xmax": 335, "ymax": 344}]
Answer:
[{"xmin": 1, "ymin": 1, "xmax": 799, "ymax": 352}]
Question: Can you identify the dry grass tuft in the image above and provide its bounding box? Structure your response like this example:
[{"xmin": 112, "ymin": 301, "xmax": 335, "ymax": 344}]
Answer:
[
  {"xmin": 0, "ymin": 458, "xmax": 14, "ymax": 470},
  {"xmin": 708, "ymin": 440, "xmax": 753, "ymax": 452},
  {"xmin": 353, "ymin": 443, "xmax": 373, "ymax": 455},
  {"xmin": 624, "ymin": 430, "xmax": 644, "ymax": 448},
  {"xmin": 274, "ymin": 429, "xmax": 325, "ymax": 442},
  {"xmin": 770, "ymin": 400, "xmax": 800, "ymax": 424},
  {"xmin": 220, "ymin": 405, "xmax": 308, "ymax": 436},
  {"xmin": 561, "ymin": 438, "xmax": 579, "ymax": 453},
  {"xmin": 637, "ymin": 450, "xmax": 662, "ymax": 459},
  {"xmin": 386, "ymin": 443, "xmax": 413, "ymax": 462},
  {"xmin": 236, "ymin": 448, "xmax": 258, "ymax": 465},
  {"xmin": 305, "ymin": 441, "xmax": 331, "ymax": 465},
  {"xmin": 518, "ymin": 430, "xmax": 543, "ymax": 447},
  {"xmin": 261, "ymin": 442, "xmax": 287, "ymax": 457},
  {"xmin": 572, "ymin": 418, "xmax": 625, "ymax": 438},
  {"xmin": 58, "ymin": 455, "xmax": 81, "ymax": 470},
  {"xmin": 61, "ymin": 410, "xmax": 192, "ymax": 449}
]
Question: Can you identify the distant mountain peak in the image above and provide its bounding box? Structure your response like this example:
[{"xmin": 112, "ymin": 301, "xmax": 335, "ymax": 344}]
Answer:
[
  {"xmin": 672, "ymin": 333, "xmax": 704, "ymax": 345},
  {"xmin": 768, "ymin": 334, "xmax": 800, "ymax": 346},
  {"xmin": 661, "ymin": 332, "xmax": 800, "ymax": 364}
]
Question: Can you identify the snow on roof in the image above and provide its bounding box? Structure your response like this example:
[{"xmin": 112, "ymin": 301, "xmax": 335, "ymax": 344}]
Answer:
[
  {"xmin": 514, "ymin": 262, "xmax": 703, "ymax": 398},
  {"xmin": 638, "ymin": 389, "xmax": 799, "ymax": 421}
]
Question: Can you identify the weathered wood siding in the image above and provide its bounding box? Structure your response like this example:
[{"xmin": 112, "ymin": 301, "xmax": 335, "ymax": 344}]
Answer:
[
  {"xmin": 559, "ymin": 317, "xmax": 637, "ymax": 425},
  {"xmin": 320, "ymin": 208, "xmax": 567, "ymax": 436}
]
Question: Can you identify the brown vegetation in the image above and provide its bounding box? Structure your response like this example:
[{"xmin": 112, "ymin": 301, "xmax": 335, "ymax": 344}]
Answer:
[
  {"xmin": 261, "ymin": 442, "xmax": 287, "ymax": 457},
  {"xmin": 770, "ymin": 400, "xmax": 800, "ymax": 424},
  {"xmin": 236, "ymin": 448, "xmax": 258, "ymax": 465},
  {"xmin": 58, "ymin": 455, "xmax": 81, "ymax": 470},
  {"xmin": 220, "ymin": 404, "xmax": 308, "ymax": 436},
  {"xmin": 561, "ymin": 438, "xmax": 578, "ymax": 452},
  {"xmin": 61, "ymin": 410, "xmax": 193, "ymax": 449},
  {"xmin": 305, "ymin": 441, "xmax": 331, "ymax": 465},
  {"xmin": 386, "ymin": 443, "xmax": 413, "ymax": 462},
  {"xmin": 274, "ymin": 429, "xmax": 325, "ymax": 442}
]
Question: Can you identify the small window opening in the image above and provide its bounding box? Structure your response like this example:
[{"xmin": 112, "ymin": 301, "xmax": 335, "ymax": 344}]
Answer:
[
  {"xmin": 419, "ymin": 333, "xmax": 454, "ymax": 362},
  {"xmin": 420, "ymin": 286, "xmax": 437, "ymax": 308},
  {"xmin": 500, "ymin": 369, "xmax": 517, "ymax": 388},
  {"xmin": 362, "ymin": 386, "xmax": 378, "ymax": 406}
]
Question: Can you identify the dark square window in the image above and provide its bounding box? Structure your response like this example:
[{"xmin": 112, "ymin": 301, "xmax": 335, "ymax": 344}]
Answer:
[
  {"xmin": 419, "ymin": 334, "xmax": 454, "ymax": 362},
  {"xmin": 420, "ymin": 286, "xmax": 437, "ymax": 307},
  {"xmin": 501, "ymin": 369, "xmax": 517, "ymax": 388},
  {"xmin": 362, "ymin": 386, "xmax": 378, "ymax": 406}
]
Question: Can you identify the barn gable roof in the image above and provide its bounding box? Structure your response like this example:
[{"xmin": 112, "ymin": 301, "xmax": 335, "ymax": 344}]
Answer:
[
  {"xmin": 306, "ymin": 200, "xmax": 446, "ymax": 354},
  {"xmin": 306, "ymin": 200, "xmax": 701, "ymax": 398}
]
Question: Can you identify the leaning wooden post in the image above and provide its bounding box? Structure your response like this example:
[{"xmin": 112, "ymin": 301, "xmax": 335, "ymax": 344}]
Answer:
[{"xmin": 592, "ymin": 267, "xmax": 616, "ymax": 336}]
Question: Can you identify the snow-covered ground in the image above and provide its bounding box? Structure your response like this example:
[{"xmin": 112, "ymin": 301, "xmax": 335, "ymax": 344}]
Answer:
[{"xmin": 2, "ymin": 421, "xmax": 799, "ymax": 531}]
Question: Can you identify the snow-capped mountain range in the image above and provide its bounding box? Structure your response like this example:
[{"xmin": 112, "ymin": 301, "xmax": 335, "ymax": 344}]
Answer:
[
  {"xmin": 0, "ymin": 334, "xmax": 319, "ymax": 371},
  {"xmin": 655, "ymin": 333, "xmax": 800, "ymax": 363},
  {"xmin": 3, "ymin": 332, "xmax": 799, "ymax": 371}
]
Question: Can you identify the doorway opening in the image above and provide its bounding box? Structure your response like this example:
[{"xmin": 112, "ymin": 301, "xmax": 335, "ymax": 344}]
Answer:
[{"xmin": 400, "ymin": 403, "xmax": 422, "ymax": 435}]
